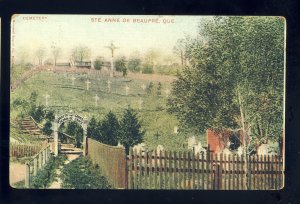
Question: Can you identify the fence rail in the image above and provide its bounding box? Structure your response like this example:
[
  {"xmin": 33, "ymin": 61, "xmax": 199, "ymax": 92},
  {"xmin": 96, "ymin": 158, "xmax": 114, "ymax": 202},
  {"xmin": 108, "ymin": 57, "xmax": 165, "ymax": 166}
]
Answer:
[
  {"xmin": 127, "ymin": 149, "xmax": 284, "ymax": 190},
  {"xmin": 25, "ymin": 144, "xmax": 52, "ymax": 188},
  {"xmin": 10, "ymin": 141, "xmax": 48, "ymax": 158}
]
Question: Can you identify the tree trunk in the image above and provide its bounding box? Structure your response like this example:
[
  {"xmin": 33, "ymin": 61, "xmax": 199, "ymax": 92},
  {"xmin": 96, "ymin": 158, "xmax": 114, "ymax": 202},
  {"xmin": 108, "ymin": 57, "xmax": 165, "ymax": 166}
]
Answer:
[{"xmin": 237, "ymin": 88, "xmax": 248, "ymax": 190}]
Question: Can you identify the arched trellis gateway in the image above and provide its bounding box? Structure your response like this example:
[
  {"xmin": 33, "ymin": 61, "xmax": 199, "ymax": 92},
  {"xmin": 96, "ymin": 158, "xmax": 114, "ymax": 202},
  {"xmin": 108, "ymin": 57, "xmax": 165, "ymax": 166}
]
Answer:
[{"xmin": 52, "ymin": 112, "xmax": 88, "ymax": 156}]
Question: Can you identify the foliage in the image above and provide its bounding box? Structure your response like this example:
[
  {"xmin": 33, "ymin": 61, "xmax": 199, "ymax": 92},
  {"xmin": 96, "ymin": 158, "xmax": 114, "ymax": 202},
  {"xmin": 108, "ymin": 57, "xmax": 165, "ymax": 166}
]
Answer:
[
  {"xmin": 168, "ymin": 17, "xmax": 284, "ymax": 148},
  {"xmin": 93, "ymin": 56, "xmax": 105, "ymax": 70},
  {"xmin": 64, "ymin": 121, "xmax": 83, "ymax": 148},
  {"xmin": 157, "ymin": 82, "xmax": 162, "ymax": 96},
  {"xmin": 119, "ymin": 107, "xmax": 145, "ymax": 153},
  {"xmin": 45, "ymin": 110, "xmax": 55, "ymax": 121},
  {"xmin": 30, "ymin": 155, "xmax": 67, "ymax": 188},
  {"xmin": 128, "ymin": 58, "xmax": 142, "ymax": 73},
  {"xmin": 42, "ymin": 121, "xmax": 53, "ymax": 136},
  {"xmin": 146, "ymin": 82, "xmax": 154, "ymax": 96},
  {"xmin": 142, "ymin": 64, "xmax": 154, "ymax": 74},
  {"xmin": 99, "ymin": 111, "xmax": 120, "ymax": 146},
  {"xmin": 115, "ymin": 57, "xmax": 127, "ymax": 72},
  {"xmin": 61, "ymin": 156, "xmax": 111, "ymax": 189},
  {"xmin": 71, "ymin": 46, "xmax": 91, "ymax": 63},
  {"xmin": 29, "ymin": 105, "xmax": 46, "ymax": 123}
]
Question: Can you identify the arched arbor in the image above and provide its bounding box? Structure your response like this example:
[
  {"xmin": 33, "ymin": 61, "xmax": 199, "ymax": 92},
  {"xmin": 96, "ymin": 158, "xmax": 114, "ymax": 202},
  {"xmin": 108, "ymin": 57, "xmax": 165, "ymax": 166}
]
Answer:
[{"xmin": 52, "ymin": 112, "xmax": 88, "ymax": 156}]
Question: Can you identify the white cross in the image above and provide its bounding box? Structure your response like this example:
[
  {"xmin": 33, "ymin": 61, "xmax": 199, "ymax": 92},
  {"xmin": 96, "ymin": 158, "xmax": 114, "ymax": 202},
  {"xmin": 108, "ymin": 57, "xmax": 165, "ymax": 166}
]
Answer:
[
  {"xmin": 94, "ymin": 94, "xmax": 100, "ymax": 106},
  {"xmin": 85, "ymin": 80, "xmax": 91, "ymax": 90},
  {"xmin": 125, "ymin": 85, "xmax": 130, "ymax": 96},
  {"xmin": 107, "ymin": 80, "xmax": 112, "ymax": 92},
  {"xmin": 141, "ymin": 84, "xmax": 146, "ymax": 91},
  {"xmin": 165, "ymin": 89, "xmax": 170, "ymax": 97},
  {"xmin": 71, "ymin": 76, "xmax": 76, "ymax": 86},
  {"xmin": 174, "ymin": 126, "xmax": 178, "ymax": 134},
  {"xmin": 45, "ymin": 94, "xmax": 50, "ymax": 107},
  {"xmin": 138, "ymin": 98, "xmax": 143, "ymax": 110}
]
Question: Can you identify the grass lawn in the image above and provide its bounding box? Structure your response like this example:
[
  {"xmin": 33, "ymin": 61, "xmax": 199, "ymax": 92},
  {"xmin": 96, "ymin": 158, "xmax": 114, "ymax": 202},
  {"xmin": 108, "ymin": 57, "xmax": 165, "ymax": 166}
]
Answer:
[{"xmin": 10, "ymin": 70, "xmax": 206, "ymax": 150}]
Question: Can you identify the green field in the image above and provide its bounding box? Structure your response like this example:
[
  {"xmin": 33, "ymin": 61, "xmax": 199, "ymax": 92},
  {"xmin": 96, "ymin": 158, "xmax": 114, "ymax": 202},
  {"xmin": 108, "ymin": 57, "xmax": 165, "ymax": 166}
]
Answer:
[{"xmin": 10, "ymin": 70, "xmax": 206, "ymax": 151}]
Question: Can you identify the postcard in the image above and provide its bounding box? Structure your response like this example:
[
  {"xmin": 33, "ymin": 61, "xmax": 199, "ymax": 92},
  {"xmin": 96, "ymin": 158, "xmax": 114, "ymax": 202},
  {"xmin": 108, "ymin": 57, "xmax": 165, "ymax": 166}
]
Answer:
[{"xmin": 10, "ymin": 14, "xmax": 285, "ymax": 190}]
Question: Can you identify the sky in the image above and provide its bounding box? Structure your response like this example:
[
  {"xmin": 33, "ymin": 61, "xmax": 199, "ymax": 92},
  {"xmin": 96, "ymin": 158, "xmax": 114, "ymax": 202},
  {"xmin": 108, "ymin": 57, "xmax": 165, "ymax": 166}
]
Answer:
[{"xmin": 11, "ymin": 15, "xmax": 210, "ymax": 63}]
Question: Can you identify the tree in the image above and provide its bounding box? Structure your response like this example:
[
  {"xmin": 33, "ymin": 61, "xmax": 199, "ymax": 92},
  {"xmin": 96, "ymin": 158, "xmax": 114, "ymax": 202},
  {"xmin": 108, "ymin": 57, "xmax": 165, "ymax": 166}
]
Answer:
[
  {"xmin": 157, "ymin": 82, "xmax": 162, "ymax": 96},
  {"xmin": 144, "ymin": 49, "xmax": 160, "ymax": 73},
  {"xmin": 87, "ymin": 116, "xmax": 98, "ymax": 139},
  {"xmin": 36, "ymin": 47, "xmax": 46, "ymax": 65},
  {"xmin": 99, "ymin": 111, "xmax": 120, "ymax": 146},
  {"xmin": 128, "ymin": 58, "xmax": 142, "ymax": 73},
  {"xmin": 173, "ymin": 37, "xmax": 190, "ymax": 67},
  {"xmin": 42, "ymin": 121, "xmax": 53, "ymax": 137},
  {"xmin": 71, "ymin": 46, "xmax": 91, "ymax": 63},
  {"xmin": 65, "ymin": 121, "xmax": 83, "ymax": 148},
  {"xmin": 146, "ymin": 82, "xmax": 154, "ymax": 96},
  {"xmin": 93, "ymin": 56, "xmax": 105, "ymax": 70},
  {"xmin": 119, "ymin": 107, "xmax": 145, "ymax": 153},
  {"xmin": 168, "ymin": 17, "xmax": 284, "ymax": 189},
  {"xmin": 52, "ymin": 47, "xmax": 62, "ymax": 66},
  {"xmin": 142, "ymin": 64, "xmax": 154, "ymax": 74},
  {"xmin": 115, "ymin": 56, "xmax": 127, "ymax": 72}
]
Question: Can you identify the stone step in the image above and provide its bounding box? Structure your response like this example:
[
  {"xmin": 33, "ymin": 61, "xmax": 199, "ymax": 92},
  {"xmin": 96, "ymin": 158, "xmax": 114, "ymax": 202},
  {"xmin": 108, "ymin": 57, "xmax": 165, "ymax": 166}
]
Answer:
[{"xmin": 60, "ymin": 150, "xmax": 82, "ymax": 155}]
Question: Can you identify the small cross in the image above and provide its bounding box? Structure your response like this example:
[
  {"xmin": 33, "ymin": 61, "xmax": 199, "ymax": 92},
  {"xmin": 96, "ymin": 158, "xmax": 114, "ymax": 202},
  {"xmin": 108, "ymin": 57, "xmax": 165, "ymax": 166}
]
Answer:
[
  {"xmin": 94, "ymin": 94, "xmax": 100, "ymax": 106},
  {"xmin": 165, "ymin": 89, "xmax": 170, "ymax": 97},
  {"xmin": 107, "ymin": 80, "xmax": 112, "ymax": 92},
  {"xmin": 141, "ymin": 84, "xmax": 146, "ymax": 91},
  {"xmin": 45, "ymin": 94, "xmax": 50, "ymax": 107},
  {"xmin": 138, "ymin": 98, "xmax": 143, "ymax": 110},
  {"xmin": 71, "ymin": 76, "xmax": 76, "ymax": 86},
  {"xmin": 85, "ymin": 80, "xmax": 91, "ymax": 90},
  {"xmin": 125, "ymin": 85, "xmax": 130, "ymax": 96}
]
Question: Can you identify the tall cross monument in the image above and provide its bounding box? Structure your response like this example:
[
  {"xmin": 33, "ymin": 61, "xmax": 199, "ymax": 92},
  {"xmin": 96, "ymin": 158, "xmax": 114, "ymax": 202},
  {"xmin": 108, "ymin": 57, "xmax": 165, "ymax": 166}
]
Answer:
[{"xmin": 105, "ymin": 42, "xmax": 119, "ymax": 77}]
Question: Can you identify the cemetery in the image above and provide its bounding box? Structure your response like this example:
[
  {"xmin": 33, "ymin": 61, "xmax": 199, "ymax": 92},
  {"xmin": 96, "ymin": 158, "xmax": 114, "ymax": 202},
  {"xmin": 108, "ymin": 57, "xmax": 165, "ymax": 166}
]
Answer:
[{"xmin": 10, "ymin": 16, "xmax": 284, "ymax": 190}]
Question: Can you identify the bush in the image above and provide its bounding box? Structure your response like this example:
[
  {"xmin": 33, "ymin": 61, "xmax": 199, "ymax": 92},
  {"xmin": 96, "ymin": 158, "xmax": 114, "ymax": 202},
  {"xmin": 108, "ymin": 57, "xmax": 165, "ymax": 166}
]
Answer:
[
  {"xmin": 128, "ymin": 58, "xmax": 142, "ymax": 73},
  {"xmin": 30, "ymin": 155, "xmax": 67, "ymax": 188},
  {"xmin": 142, "ymin": 64, "xmax": 154, "ymax": 74},
  {"xmin": 30, "ymin": 105, "xmax": 45, "ymax": 123},
  {"xmin": 42, "ymin": 121, "xmax": 53, "ymax": 136},
  {"xmin": 93, "ymin": 57, "xmax": 105, "ymax": 70},
  {"xmin": 61, "ymin": 156, "xmax": 111, "ymax": 189}
]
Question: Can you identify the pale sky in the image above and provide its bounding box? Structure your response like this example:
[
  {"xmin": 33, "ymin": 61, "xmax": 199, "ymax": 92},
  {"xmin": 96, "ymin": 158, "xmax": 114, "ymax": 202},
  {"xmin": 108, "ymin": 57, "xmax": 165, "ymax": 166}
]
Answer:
[{"xmin": 12, "ymin": 15, "xmax": 210, "ymax": 63}]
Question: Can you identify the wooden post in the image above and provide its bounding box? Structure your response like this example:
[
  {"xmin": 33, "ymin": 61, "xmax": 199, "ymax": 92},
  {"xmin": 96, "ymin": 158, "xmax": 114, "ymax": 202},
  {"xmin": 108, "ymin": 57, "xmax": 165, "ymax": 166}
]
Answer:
[
  {"xmin": 149, "ymin": 151, "xmax": 152, "ymax": 189},
  {"xmin": 138, "ymin": 149, "xmax": 142, "ymax": 189},
  {"xmin": 128, "ymin": 148, "xmax": 133, "ymax": 189},
  {"xmin": 133, "ymin": 149, "xmax": 137, "ymax": 189},
  {"xmin": 154, "ymin": 150, "xmax": 157, "ymax": 189},
  {"xmin": 201, "ymin": 152, "xmax": 205, "ymax": 190},
  {"xmin": 164, "ymin": 151, "xmax": 167, "ymax": 189},
  {"xmin": 174, "ymin": 151, "xmax": 178, "ymax": 189},
  {"xmin": 228, "ymin": 155, "xmax": 232, "ymax": 190},
  {"xmin": 232, "ymin": 155, "xmax": 236, "ymax": 190},
  {"xmin": 33, "ymin": 158, "xmax": 38, "ymax": 176},
  {"xmin": 168, "ymin": 151, "xmax": 172, "ymax": 189},
  {"xmin": 183, "ymin": 152, "xmax": 187, "ymax": 189},
  {"xmin": 196, "ymin": 153, "xmax": 200, "ymax": 189},
  {"xmin": 237, "ymin": 154, "xmax": 240, "ymax": 190},
  {"xmin": 159, "ymin": 151, "xmax": 163, "ymax": 189},
  {"xmin": 178, "ymin": 152, "xmax": 182, "ymax": 190},
  {"xmin": 38, "ymin": 153, "xmax": 42, "ymax": 170},
  {"xmin": 25, "ymin": 162, "xmax": 30, "ymax": 188}
]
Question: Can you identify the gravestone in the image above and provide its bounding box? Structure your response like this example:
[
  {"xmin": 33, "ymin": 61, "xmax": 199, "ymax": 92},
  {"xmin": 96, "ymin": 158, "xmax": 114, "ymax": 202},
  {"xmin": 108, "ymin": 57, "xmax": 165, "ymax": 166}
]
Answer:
[
  {"xmin": 85, "ymin": 80, "xmax": 91, "ymax": 90},
  {"xmin": 138, "ymin": 98, "xmax": 143, "ymax": 110},
  {"xmin": 45, "ymin": 94, "xmax": 50, "ymax": 107},
  {"xmin": 94, "ymin": 94, "xmax": 100, "ymax": 107},
  {"xmin": 125, "ymin": 85, "xmax": 130, "ymax": 96},
  {"xmin": 71, "ymin": 76, "xmax": 76, "ymax": 85},
  {"xmin": 165, "ymin": 88, "xmax": 170, "ymax": 97},
  {"xmin": 107, "ymin": 80, "xmax": 111, "ymax": 92}
]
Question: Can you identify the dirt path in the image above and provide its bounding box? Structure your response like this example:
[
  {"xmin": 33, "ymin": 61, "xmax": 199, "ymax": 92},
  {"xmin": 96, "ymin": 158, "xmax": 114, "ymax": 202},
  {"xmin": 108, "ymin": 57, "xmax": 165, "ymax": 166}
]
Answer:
[
  {"xmin": 48, "ymin": 154, "xmax": 80, "ymax": 189},
  {"xmin": 10, "ymin": 162, "xmax": 26, "ymax": 186}
]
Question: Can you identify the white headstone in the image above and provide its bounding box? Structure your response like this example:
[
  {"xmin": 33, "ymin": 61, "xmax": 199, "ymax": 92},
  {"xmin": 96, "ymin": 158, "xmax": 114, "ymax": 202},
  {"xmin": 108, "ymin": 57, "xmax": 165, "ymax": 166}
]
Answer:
[
  {"xmin": 141, "ymin": 84, "xmax": 146, "ymax": 91},
  {"xmin": 45, "ymin": 94, "xmax": 50, "ymax": 107},
  {"xmin": 94, "ymin": 94, "xmax": 100, "ymax": 106},
  {"xmin": 85, "ymin": 80, "xmax": 91, "ymax": 90},
  {"xmin": 107, "ymin": 80, "xmax": 112, "ymax": 92},
  {"xmin": 138, "ymin": 98, "xmax": 143, "ymax": 110},
  {"xmin": 71, "ymin": 76, "xmax": 76, "ymax": 85},
  {"xmin": 125, "ymin": 85, "xmax": 130, "ymax": 96},
  {"xmin": 165, "ymin": 89, "xmax": 170, "ymax": 97},
  {"xmin": 174, "ymin": 126, "xmax": 178, "ymax": 134}
]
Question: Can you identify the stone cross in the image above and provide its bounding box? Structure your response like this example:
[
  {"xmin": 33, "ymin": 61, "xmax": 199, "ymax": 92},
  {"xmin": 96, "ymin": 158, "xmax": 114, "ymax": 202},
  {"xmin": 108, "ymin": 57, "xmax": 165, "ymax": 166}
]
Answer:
[
  {"xmin": 85, "ymin": 80, "xmax": 91, "ymax": 90},
  {"xmin": 165, "ymin": 88, "xmax": 170, "ymax": 97},
  {"xmin": 105, "ymin": 42, "xmax": 119, "ymax": 77},
  {"xmin": 71, "ymin": 76, "xmax": 76, "ymax": 86},
  {"xmin": 94, "ymin": 94, "xmax": 100, "ymax": 106},
  {"xmin": 138, "ymin": 98, "xmax": 143, "ymax": 110},
  {"xmin": 141, "ymin": 84, "xmax": 146, "ymax": 91},
  {"xmin": 107, "ymin": 80, "xmax": 112, "ymax": 92},
  {"xmin": 174, "ymin": 126, "xmax": 178, "ymax": 134},
  {"xmin": 45, "ymin": 94, "xmax": 50, "ymax": 107},
  {"xmin": 125, "ymin": 85, "xmax": 130, "ymax": 96}
]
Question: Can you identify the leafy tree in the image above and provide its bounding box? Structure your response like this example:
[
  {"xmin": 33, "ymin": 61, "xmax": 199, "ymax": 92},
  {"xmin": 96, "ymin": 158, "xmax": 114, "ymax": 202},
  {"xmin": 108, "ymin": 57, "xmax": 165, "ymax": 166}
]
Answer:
[
  {"xmin": 45, "ymin": 110, "xmax": 55, "ymax": 121},
  {"xmin": 30, "ymin": 105, "xmax": 45, "ymax": 123},
  {"xmin": 157, "ymin": 82, "xmax": 162, "ymax": 96},
  {"xmin": 168, "ymin": 16, "xmax": 284, "ymax": 188},
  {"xmin": 71, "ymin": 46, "xmax": 91, "ymax": 63},
  {"xmin": 115, "ymin": 57, "xmax": 127, "ymax": 72},
  {"xmin": 99, "ymin": 111, "xmax": 120, "ymax": 146},
  {"xmin": 36, "ymin": 47, "xmax": 46, "ymax": 65},
  {"xmin": 119, "ymin": 107, "xmax": 145, "ymax": 153},
  {"xmin": 146, "ymin": 82, "xmax": 154, "ymax": 96},
  {"xmin": 42, "ymin": 121, "xmax": 53, "ymax": 137},
  {"xmin": 65, "ymin": 121, "xmax": 83, "ymax": 148},
  {"xmin": 93, "ymin": 56, "xmax": 105, "ymax": 70},
  {"xmin": 128, "ymin": 58, "xmax": 142, "ymax": 73},
  {"xmin": 87, "ymin": 116, "xmax": 99, "ymax": 139},
  {"xmin": 142, "ymin": 64, "xmax": 154, "ymax": 74}
]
